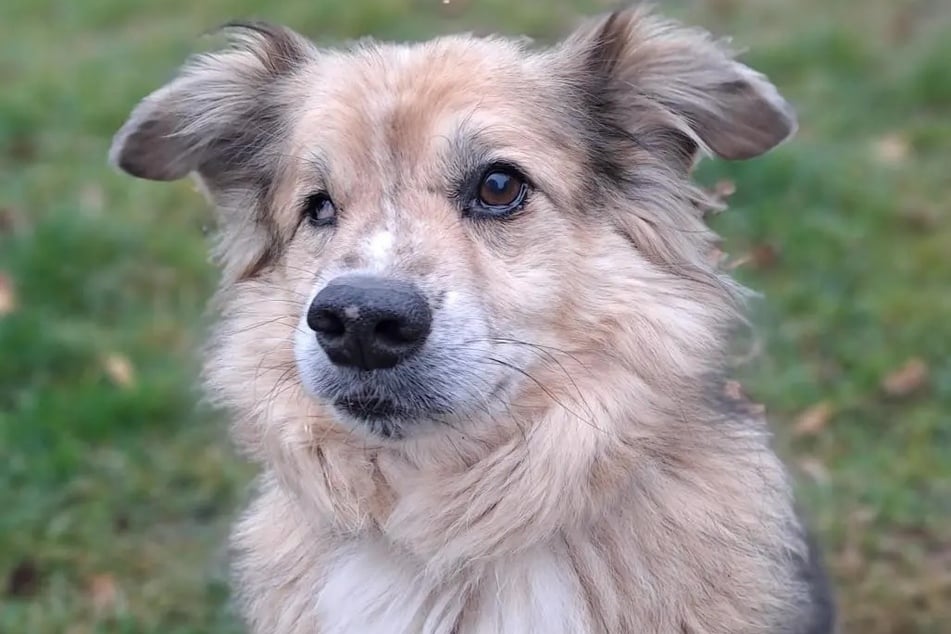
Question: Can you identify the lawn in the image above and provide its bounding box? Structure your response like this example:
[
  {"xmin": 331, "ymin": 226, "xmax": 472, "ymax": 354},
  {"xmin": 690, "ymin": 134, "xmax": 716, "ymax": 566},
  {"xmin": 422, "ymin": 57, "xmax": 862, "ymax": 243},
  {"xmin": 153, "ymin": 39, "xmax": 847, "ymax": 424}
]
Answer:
[{"xmin": 1, "ymin": 0, "xmax": 949, "ymax": 632}]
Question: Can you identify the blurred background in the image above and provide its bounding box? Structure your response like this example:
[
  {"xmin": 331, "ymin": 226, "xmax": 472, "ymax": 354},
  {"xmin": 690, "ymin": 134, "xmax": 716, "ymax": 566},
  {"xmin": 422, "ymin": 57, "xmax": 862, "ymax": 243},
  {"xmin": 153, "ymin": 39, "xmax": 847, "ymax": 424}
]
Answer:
[{"xmin": 2, "ymin": 0, "xmax": 949, "ymax": 632}]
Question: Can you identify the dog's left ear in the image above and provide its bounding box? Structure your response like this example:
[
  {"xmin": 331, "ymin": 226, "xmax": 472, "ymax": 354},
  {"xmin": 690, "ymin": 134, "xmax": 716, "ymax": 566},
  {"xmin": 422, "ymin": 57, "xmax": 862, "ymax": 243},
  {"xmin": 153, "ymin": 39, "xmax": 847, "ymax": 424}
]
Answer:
[{"xmin": 562, "ymin": 6, "xmax": 796, "ymax": 167}]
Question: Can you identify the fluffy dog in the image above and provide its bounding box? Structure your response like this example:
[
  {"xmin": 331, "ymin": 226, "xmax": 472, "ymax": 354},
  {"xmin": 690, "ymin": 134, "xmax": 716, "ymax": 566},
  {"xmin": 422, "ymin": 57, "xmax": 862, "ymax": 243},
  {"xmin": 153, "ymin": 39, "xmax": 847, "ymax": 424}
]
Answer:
[{"xmin": 110, "ymin": 5, "xmax": 835, "ymax": 633}]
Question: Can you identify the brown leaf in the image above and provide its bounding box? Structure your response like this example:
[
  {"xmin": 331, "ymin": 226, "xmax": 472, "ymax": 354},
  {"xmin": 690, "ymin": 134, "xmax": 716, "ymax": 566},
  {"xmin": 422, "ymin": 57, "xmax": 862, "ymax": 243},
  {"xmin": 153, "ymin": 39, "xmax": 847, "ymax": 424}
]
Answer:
[
  {"xmin": 698, "ymin": 180, "xmax": 736, "ymax": 218},
  {"xmin": 751, "ymin": 243, "xmax": 780, "ymax": 269},
  {"xmin": 887, "ymin": 5, "xmax": 918, "ymax": 45},
  {"xmin": 849, "ymin": 506, "xmax": 877, "ymax": 528},
  {"xmin": 88, "ymin": 573, "xmax": 119, "ymax": 612},
  {"xmin": 113, "ymin": 513, "xmax": 130, "ymax": 533},
  {"xmin": 103, "ymin": 353, "xmax": 136, "ymax": 389},
  {"xmin": 873, "ymin": 133, "xmax": 910, "ymax": 165},
  {"xmin": 712, "ymin": 179, "xmax": 736, "ymax": 201},
  {"xmin": 793, "ymin": 402, "xmax": 833, "ymax": 437},
  {"xmin": 724, "ymin": 243, "xmax": 779, "ymax": 271},
  {"xmin": 0, "ymin": 272, "xmax": 16, "ymax": 316},
  {"xmin": 723, "ymin": 380, "xmax": 745, "ymax": 401},
  {"xmin": 7, "ymin": 134, "xmax": 36, "ymax": 161},
  {"xmin": 0, "ymin": 206, "xmax": 27, "ymax": 235},
  {"xmin": 881, "ymin": 358, "xmax": 929, "ymax": 398},
  {"xmin": 6, "ymin": 559, "xmax": 40, "ymax": 597},
  {"xmin": 797, "ymin": 457, "xmax": 830, "ymax": 485},
  {"xmin": 728, "ymin": 252, "xmax": 755, "ymax": 270},
  {"xmin": 707, "ymin": 0, "xmax": 740, "ymax": 18},
  {"xmin": 899, "ymin": 204, "xmax": 940, "ymax": 231},
  {"xmin": 835, "ymin": 538, "xmax": 865, "ymax": 576}
]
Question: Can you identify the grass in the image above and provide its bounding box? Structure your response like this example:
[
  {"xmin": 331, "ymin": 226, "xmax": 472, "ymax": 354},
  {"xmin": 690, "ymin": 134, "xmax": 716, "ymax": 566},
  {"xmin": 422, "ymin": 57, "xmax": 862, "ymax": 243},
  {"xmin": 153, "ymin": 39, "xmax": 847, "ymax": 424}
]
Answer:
[{"xmin": 1, "ymin": 0, "xmax": 949, "ymax": 631}]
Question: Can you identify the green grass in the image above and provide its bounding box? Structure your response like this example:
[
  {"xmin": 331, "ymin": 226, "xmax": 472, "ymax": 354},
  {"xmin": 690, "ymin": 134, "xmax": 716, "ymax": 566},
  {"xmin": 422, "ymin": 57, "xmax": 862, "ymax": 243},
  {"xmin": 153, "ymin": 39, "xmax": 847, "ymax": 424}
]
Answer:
[{"xmin": 2, "ymin": 0, "xmax": 949, "ymax": 632}]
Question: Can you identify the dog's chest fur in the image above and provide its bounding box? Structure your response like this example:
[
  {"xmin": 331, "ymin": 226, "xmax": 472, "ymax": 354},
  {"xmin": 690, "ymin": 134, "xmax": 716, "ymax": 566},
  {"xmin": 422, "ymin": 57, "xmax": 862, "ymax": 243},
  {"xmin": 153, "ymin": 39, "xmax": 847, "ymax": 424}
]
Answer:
[{"xmin": 316, "ymin": 538, "xmax": 589, "ymax": 634}]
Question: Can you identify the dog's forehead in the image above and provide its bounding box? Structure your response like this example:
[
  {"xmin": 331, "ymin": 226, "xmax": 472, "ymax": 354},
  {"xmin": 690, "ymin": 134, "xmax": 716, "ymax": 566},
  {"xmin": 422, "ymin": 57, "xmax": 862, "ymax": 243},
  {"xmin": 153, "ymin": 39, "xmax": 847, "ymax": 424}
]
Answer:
[{"xmin": 288, "ymin": 37, "xmax": 562, "ymax": 178}]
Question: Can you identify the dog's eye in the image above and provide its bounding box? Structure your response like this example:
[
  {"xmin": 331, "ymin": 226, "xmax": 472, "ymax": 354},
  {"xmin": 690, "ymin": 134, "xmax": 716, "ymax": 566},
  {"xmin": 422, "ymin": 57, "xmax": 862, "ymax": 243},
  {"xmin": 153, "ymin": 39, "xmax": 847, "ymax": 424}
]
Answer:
[
  {"xmin": 302, "ymin": 192, "xmax": 336, "ymax": 227},
  {"xmin": 471, "ymin": 167, "xmax": 527, "ymax": 218}
]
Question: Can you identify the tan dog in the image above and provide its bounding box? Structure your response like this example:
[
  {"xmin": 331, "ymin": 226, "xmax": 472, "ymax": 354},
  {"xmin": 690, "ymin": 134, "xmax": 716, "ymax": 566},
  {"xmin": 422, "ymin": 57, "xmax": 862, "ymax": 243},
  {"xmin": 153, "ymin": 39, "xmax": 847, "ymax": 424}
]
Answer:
[{"xmin": 111, "ymin": 5, "xmax": 835, "ymax": 633}]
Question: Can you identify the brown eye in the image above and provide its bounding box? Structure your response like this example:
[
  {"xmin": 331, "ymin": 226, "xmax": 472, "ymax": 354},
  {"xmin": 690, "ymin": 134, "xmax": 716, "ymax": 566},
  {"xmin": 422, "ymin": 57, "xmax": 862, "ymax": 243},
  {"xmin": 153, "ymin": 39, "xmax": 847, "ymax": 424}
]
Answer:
[
  {"xmin": 303, "ymin": 192, "xmax": 336, "ymax": 227},
  {"xmin": 475, "ymin": 168, "xmax": 527, "ymax": 217}
]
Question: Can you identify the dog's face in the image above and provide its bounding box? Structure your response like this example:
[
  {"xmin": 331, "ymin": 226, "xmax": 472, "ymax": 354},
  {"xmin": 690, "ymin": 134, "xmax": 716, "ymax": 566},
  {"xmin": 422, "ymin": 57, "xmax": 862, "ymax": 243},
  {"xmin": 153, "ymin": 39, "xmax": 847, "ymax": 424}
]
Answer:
[
  {"xmin": 277, "ymin": 39, "xmax": 605, "ymax": 437},
  {"xmin": 111, "ymin": 10, "xmax": 795, "ymax": 442}
]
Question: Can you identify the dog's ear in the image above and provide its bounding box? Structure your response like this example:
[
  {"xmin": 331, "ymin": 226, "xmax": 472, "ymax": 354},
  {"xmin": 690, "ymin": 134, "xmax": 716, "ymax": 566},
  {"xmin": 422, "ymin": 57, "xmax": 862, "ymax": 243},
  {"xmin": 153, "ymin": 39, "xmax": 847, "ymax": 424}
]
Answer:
[
  {"xmin": 563, "ymin": 6, "xmax": 796, "ymax": 168},
  {"xmin": 109, "ymin": 22, "xmax": 315, "ymax": 187}
]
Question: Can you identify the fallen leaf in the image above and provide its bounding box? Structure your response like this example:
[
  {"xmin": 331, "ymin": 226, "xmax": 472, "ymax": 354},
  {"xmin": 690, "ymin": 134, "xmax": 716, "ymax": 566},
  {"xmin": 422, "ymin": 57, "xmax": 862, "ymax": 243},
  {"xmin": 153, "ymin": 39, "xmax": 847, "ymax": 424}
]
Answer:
[
  {"xmin": 723, "ymin": 380, "xmax": 745, "ymax": 401},
  {"xmin": 698, "ymin": 180, "xmax": 736, "ymax": 217},
  {"xmin": 7, "ymin": 134, "xmax": 36, "ymax": 161},
  {"xmin": 725, "ymin": 253, "xmax": 752, "ymax": 270},
  {"xmin": 873, "ymin": 133, "xmax": 910, "ymax": 165},
  {"xmin": 113, "ymin": 513, "xmax": 130, "ymax": 533},
  {"xmin": 835, "ymin": 538, "xmax": 865, "ymax": 576},
  {"xmin": 0, "ymin": 206, "xmax": 26, "ymax": 235},
  {"xmin": 6, "ymin": 559, "xmax": 39, "ymax": 597},
  {"xmin": 793, "ymin": 402, "xmax": 833, "ymax": 437},
  {"xmin": 707, "ymin": 0, "xmax": 740, "ymax": 18},
  {"xmin": 0, "ymin": 272, "xmax": 16, "ymax": 315},
  {"xmin": 712, "ymin": 179, "xmax": 736, "ymax": 200},
  {"xmin": 887, "ymin": 5, "xmax": 918, "ymax": 45},
  {"xmin": 881, "ymin": 358, "xmax": 929, "ymax": 398},
  {"xmin": 849, "ymin": 506, "xmax": 877, "ymax": 528},
  {"xmin": 728, "ymin": 243, "xmax": 781, "ymax": 270},
  {"xmin": 103, "ymin": 353, "xmax": 136, "ymax": 389},
  {"xmin": 899, "ymin": 204, "xmax": 939, "ymax": 231},
  {"xmin": 797, "ymin": 457, "xmax": 830, "ymax": 485},
  {"xmin": 750, "ymin": 243, "xmax": 780, "ymax": 269},
  {"xmin": 88, "ymin": 573, "xmax": 119, "ymax": 612}
]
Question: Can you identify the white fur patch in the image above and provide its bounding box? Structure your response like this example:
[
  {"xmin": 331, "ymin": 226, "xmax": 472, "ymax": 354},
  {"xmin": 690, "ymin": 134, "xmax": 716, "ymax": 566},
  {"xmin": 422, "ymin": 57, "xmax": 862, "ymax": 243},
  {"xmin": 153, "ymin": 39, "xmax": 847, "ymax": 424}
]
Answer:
[
  {"xmin": 364, "ymin": 230, "xmax": 395, "ymax": 269},
  {"xmin": 315, "ymin": 539, "xmax": 590, "ymax": 634},
  {"xmin": 442, "ymin": 290, "xmax": 460, "ymax": 308}
]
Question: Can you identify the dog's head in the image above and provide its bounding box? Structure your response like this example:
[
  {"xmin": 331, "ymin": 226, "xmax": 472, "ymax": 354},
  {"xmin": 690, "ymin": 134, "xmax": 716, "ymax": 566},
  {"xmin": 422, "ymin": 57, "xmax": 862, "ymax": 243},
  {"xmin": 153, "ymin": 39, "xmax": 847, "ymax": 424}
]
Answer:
[{"xmin": 111, "ymin": 8, "xmax": 794, "ymax": 447}]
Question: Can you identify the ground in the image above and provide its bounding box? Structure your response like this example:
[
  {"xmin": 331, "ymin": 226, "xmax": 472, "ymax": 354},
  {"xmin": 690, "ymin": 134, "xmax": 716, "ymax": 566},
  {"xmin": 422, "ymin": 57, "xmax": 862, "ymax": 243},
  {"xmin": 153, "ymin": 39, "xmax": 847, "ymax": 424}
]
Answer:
[{"xmin": 1, "ymin": 0, "xmax": 949, "ymax": 632}]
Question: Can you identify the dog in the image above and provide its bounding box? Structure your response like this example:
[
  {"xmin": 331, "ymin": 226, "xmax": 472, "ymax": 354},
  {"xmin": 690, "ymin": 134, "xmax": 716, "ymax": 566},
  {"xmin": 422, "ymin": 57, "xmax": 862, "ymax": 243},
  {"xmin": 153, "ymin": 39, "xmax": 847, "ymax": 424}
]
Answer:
[{"xmin": 110, "ymin": 4, "xmax": 835, "ymax": 633}]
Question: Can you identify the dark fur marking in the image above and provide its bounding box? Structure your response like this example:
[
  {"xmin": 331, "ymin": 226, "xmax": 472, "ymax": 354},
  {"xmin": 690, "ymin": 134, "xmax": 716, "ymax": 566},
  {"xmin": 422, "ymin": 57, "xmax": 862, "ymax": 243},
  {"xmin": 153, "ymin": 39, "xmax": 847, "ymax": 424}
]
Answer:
[
  {"xmin": 200, "ymin": 22, "xmax": 314, "ymax": 278},
  {"xmin": 792, "ymin": 529, "xmax": 837, "ymax": 634},
  {"xmin": 570, "ymin": 11, "xmax": 697, "ymax": 204},
  {"xmin": 218, "ymin": 20, "xmax": 312, "ymax": 76}
]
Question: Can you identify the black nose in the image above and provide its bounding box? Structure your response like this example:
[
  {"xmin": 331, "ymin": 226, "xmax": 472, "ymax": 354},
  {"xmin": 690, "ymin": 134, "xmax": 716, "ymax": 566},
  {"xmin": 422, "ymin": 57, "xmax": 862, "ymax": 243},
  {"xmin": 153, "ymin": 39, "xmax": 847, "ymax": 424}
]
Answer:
[{"xmin": 307, "ymin": 275, "xmax": 432, "ymax": 371}]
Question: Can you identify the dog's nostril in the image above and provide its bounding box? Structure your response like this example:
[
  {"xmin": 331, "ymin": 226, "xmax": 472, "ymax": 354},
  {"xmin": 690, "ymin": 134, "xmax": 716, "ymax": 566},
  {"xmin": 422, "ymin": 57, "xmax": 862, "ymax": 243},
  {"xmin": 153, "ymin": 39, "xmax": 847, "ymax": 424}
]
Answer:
[
  {"xmin": 310, "ymin": 309, "xmax": 345, "ymax": 337},
  {"xmin": 375, "ymin": 318, "xmax": 411, "ymax": 346}
]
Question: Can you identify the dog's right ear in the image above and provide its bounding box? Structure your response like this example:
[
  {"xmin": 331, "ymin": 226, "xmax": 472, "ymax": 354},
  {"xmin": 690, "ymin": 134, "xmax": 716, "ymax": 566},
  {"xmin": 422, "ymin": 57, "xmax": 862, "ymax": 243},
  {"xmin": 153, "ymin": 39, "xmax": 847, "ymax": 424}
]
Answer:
[{"xmin": 109, "ymin": 22, "xmax": 315, "ymax": 187}]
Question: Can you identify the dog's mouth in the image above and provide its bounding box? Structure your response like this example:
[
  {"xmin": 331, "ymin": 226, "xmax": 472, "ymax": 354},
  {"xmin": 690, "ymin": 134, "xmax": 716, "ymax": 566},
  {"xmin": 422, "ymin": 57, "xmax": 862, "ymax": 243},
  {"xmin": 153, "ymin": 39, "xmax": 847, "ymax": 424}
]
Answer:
[
  {"xmin": 334, "ymin": 393, "xmax": 408, "ymax": 422},
  {"xmin": 333, "ymin": 393, "xmax": 416, "ymax": 438}
]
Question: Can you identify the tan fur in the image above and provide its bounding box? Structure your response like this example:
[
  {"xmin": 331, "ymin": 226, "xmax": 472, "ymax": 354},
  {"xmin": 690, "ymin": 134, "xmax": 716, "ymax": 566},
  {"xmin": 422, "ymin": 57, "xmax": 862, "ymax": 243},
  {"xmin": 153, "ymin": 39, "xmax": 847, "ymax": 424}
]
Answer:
[{"xmin": 111, "ymin": 5, "xmax": 832, "ymax": 633}]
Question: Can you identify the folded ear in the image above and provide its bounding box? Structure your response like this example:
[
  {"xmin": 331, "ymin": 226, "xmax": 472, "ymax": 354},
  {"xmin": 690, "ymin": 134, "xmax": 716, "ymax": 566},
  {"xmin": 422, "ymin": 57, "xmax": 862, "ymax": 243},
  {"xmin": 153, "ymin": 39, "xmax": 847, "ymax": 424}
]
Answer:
[
  {"xmin": 109, "ymin": 21, "xmax": 315, "ymax": 187},
  {"xmin": 563, "ymin": 6, "xmax": 796, "ymax": 167}
]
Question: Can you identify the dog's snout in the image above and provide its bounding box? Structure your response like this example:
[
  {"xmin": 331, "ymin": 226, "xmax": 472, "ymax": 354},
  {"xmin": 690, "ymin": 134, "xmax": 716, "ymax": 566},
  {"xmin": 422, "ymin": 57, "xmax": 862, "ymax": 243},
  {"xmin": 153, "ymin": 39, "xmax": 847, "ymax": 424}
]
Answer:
[{"xmin": 307, "ymin": 275, "xmax": 432, "ymax": 371}]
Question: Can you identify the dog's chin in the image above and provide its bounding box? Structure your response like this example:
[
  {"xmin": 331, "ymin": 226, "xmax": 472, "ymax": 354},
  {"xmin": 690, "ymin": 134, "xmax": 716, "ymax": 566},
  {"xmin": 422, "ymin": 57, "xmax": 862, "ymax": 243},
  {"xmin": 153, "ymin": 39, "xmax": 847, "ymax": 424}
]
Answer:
[{"xmin": 331, "ymin": 394, "xmax": 418, "ymax": 439}]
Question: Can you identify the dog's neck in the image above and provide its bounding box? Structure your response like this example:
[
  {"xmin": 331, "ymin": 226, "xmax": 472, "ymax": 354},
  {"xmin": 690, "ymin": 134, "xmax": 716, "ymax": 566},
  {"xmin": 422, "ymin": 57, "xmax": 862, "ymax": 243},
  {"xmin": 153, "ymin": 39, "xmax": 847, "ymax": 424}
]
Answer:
[
  {"xmin": 241, "ymin": 394, "xmax": 808, "ymax": 634},
  {"xmin": 281, "ymin": 369, "xmax": 783, "ymax": 563}
]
